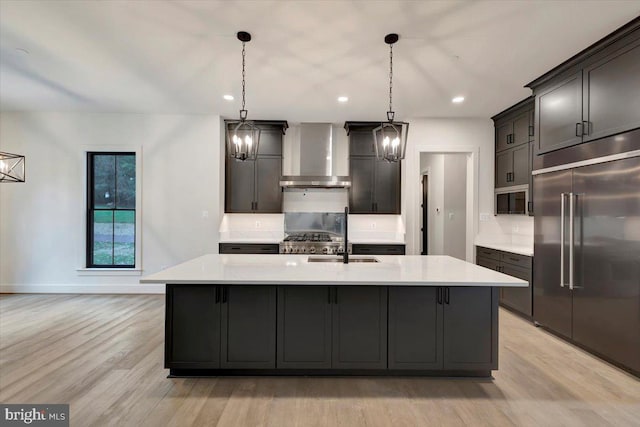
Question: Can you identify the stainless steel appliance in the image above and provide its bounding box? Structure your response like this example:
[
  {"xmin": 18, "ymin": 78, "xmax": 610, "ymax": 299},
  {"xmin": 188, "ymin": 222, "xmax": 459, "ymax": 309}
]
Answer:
[
  {"xmin": 533, "ymin": 136, "xmax": 640, "ymax": 374},
  {"xmin": 279, "ymin": 212, "xmax": 352, "ymax": 255}
]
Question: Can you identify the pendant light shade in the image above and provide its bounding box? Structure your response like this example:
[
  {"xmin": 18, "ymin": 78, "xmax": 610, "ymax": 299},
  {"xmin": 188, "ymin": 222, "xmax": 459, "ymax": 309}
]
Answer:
[
  {"xmin": 227, "ymin": 31, "xmax": 261, "ymax": 161},
  {"xmin": 0, "ymin": 151, "xmax": 25, "ymax": 183},
  {"xmin": 373, "ymin": 33, "xmax": 409, "ymax": 162}
]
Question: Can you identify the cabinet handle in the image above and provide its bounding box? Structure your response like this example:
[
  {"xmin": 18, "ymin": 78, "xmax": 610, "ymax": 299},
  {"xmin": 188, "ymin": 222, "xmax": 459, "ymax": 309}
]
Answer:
[
  {"xmin": 508, "ymin": 257, "xmax": 520, "ymax": 263},
  {"xmin": 215, "ymin": 286, "xmax": 220, "ymax": 303},
  {"xmin": 582, "ymin": 121, "xmax": 590, "ymax": 136},
  {"xmin": 575, "ymin": 122, "xmax": 583, "ymax": 137},
  {"xmin": 437, "ymin": 287, "xmax": 443, "ymax": 305},
  {"xmin": 444, "ymin": 287, "xmax": 450, "ymax": 305},
  {"xmin": 528, "ymin": 125, "xmax": 534, "ymax": 137},
  {"xmin": 528, "ymin": 201, "xmax": 533, "ymax": 214},
  {"xmin": 222, "ymin": 286, "xmax": 228, "ymax": 303}
]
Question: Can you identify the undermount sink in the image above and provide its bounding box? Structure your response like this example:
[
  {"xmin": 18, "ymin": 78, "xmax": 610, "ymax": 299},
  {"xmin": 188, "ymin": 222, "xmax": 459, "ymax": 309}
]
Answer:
[{"xmin": 307, "ymin": 256, "xmax": 380, "ymax": 263}]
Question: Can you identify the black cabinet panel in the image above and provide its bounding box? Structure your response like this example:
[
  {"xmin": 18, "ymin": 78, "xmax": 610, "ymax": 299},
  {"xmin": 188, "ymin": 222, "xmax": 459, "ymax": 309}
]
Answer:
[
  {"xmin": 501, "ymin": 265, "xmax": 532, "ymax": 317},
  {"xmin": 388, "ymin": 287, "xmax": 443, "ymax": 369},
  {"xmin": 277, "ymin": 286, "xmax": 332, "ymax": 369},
  {"xmin": 495, "ymin": 150, "xmax": 512, "ymax": 188},
  {"xmin": 512, "ymin": 111, "xmax": 531, "ymax": 148},
  {"xmin": 495, "ymin": 121, "xmax": 513, "ymax": 153},
  {"xmin": 332, "ymin": 286, "xmax": 387, "ymax": 369},
  {"xmin": 221, "ymin": 286, "xmax": 276, "ymax": 369},
  {"xmin": 226, "ymin": 158, "xmax": 255, "ymax": 213},
  {"xmin": 476, "ymin": 257, "xmax": 500, "ymax": 271},
  {"xmin": 219, "ymin": 243, "xmax": 279, "ymax": 254},
  {"xmin": 443, "ymin": 287, "xmax": 497, "ymax": 370},
  {"xmin": 166, "ymin": 285, "xmax": 220, "ymax": 369},
  {"xmin": 256, "ymin": 157, "xmax": 282, "ymax": 213},
  {"xmin": 349, "ymin": 130, "xmax": 376, "ymax": 156},
  {"xmin": 352, "ymin": 244, "xmax": 405, "ymax": 255},
  {"xmin": 536, "ymin": 72, "xmax": 583, "ymax": 155},
  {"xmin": 258, "ymin": 128, "xmax": 283, "ymax": 156},
  {"xmin": 374, "ymin": 160, "xmax": 401, "ymax": 214},
  {"xmin": 349, "ymin": 157, "xmax": 375, "ymax": 213},
  {"xmin": 583, "ymin": 41, "xmax": 640, "ymax": 142},
  {"xmin": 512, "ymin": 145, "xmax": 529, "ymax": 186}
]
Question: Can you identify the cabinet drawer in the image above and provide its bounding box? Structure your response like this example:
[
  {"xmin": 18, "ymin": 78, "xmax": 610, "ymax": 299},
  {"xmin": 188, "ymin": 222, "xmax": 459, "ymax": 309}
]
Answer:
[
  {"xmin": 501, "ymin": 252, "xmax": 532, "ymax": 269},
  {"xmin": 352, "ymin": 244, "xmax": 406, "ymax": 255},
  {"xmin": 476, "ymin": 247, "xmax": 500, "ymax": 261},
  {"xmin": 219, "ymin": 243, "xmax": 279, "ymax": 254}
]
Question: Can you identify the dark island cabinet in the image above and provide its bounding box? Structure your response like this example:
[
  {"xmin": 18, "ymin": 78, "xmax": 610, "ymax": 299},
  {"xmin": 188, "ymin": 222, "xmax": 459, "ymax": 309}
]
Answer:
[
  {"xmin": 388, "ymin": 287, "xmax": 443, "ymax": 370},
  {"xmin": 225, "ymin": 121, "xmax": 287, "ymax": 213},
  {"xmin": 528, "ymin": 22, "xmax": 640, "ymax": 154},
  {"xmin": 220, "ymin": 285, "xmax": 277, "ymax": 369},
  {"xmin": 332, "ymin": 286, "xmax": 387, "ymax": 369},
  {"xmin": 219, "ymin": 243, "xmax": 279, "ymax": 254},
  {"xmin": 443, "ymin": 287, "xmax": 498, "ymax": 371},
  {"xmin": 165, "ymin": 285, "xmax": 221, "ymax": 369},
  {"xmin": 345, "ymin": 122, "xmax": 401, "ymax": 214},
  {"xmin": 388, "ymin": 286, "xmax": 497, "ymax": 371},
  {"xmin": 276, "ymin": 286, "xmax": 332, "ymax": 369}
]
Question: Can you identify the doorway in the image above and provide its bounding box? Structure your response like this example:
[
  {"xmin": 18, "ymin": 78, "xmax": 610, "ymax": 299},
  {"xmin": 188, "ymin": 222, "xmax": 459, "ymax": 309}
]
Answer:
[{"xmin": 421, "ymin": 175, "xmax": 428, "ymax": 255}]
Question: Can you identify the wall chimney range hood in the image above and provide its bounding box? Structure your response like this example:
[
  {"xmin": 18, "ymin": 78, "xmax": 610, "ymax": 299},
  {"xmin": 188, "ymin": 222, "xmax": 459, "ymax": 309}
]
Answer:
[{"xmin": 280, "ymin": 123, "xmax": 351, "ymax": 188}]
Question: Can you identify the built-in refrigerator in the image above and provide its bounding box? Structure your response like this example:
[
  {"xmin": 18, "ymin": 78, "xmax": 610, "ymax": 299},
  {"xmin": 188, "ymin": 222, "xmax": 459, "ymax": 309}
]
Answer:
[{"xmin": 533, "ymin": 137, "xmax": 640, "ymax": 375}]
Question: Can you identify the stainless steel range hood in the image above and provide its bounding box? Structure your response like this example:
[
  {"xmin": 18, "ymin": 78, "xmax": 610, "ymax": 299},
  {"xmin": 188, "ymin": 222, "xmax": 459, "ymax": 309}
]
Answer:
[{"xmin": 280, "ymin": 123, "xmax": 351, "ymax": 188}]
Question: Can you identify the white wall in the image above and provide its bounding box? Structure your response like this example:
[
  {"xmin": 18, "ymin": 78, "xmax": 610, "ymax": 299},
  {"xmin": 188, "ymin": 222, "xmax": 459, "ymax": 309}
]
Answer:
[
  {"xmin": 0, "ymin": 112, "xmax": 223, "ymax": 293},
  {"xmin": 442, "ymin": 154, "xmax": 467, "ymax": 260}
]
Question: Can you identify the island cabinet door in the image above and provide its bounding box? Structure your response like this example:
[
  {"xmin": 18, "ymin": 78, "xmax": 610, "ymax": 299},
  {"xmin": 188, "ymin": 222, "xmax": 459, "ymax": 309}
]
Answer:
[
  {"xmin": 388, "ymin": 287, "xmax": 443, "ymax": 370},
  {"xmin": 442, "ymin": 287, "xmax": 498, "ymax": 371},
  {"xmin": 332, "ymin": 286, "xmax": 387, "ymax": 369},
  {"xmin": 165, "ymin": 285, "xmax": 221, "ymax": 369},
  {"xmin": 220, "ymin": 286, "xmax": 277, "ymax": 369},
  {"xmin": 276, "ymin": 286, "xmax": 332, "ymax": 369}
]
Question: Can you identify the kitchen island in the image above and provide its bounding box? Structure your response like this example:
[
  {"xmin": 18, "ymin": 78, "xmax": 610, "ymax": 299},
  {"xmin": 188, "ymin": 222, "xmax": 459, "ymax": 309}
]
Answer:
[{"xmin": 141, "ymin": 254, "xmax": 526, "ymax": 377}]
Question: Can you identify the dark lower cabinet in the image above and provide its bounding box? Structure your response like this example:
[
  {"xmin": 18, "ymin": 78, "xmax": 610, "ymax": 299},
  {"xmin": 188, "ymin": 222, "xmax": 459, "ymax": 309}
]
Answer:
[
  {"xmin": 165, "ymin": 285, "xmax": 221, "ymax": 369},
  {"xmin": 277, "ymin": 286, "xmax": 332, "ymax": 369},
  {"xmin": 501, "ymin": 264, "xmax": 532, "ymax": 317},
  {"xmin": 220, "ymin": 285, "xmax": 276, "ymax": 369},
  {"xmin": 388, "ymin": 287, "xmax": 442, "ymax": 370},
  {"xmin": 352, "ymin": 244, "xmax": 405, "ymax": 255},
  {"xmin": 443, "ymin": 287, "xmax": 498, "ymax": 371},
  {"xmin": 332, "ymin": 286, "xmax": 387, "ymax": 369}
]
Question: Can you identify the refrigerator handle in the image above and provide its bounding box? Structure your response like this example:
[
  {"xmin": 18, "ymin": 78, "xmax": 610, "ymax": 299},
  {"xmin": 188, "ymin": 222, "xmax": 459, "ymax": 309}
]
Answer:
[
  {"xmin": 560, "ymin": 193, "xmax": 566, "ymax": 288},
  {"xmin": 569, "ymin": 192, "xmax": 575, "ymax": 290}
]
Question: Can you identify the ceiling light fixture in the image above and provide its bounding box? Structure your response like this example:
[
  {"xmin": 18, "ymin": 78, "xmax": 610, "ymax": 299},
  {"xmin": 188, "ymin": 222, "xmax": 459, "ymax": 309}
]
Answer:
[
  {"xmin": 0, "ymin": 151, "xmax": 26, "ymax": 183},
  {"xmin": 452, "ymin": 96, "xmax": 465, "ymax": 103},
  {"xmin": 223, "ymin": 94, "xmax": 234, "ymax": 101},
  {"xmin": 373, "ymin": 33, "xmax": 409, "ymax": 163},
  {"xmin": 226, "ymin": 31, "xmax": 260, "ymax": 161},
  {"xmin": 337, "ymin": 96, "xmax": 349, "ymax": 103}
]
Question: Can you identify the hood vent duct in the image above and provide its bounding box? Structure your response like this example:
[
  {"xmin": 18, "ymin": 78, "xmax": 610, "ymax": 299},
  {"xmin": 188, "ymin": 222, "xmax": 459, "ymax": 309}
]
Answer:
[{"xmin": 280, "ymin": 123, "xmax": 351, "ymax": 188}]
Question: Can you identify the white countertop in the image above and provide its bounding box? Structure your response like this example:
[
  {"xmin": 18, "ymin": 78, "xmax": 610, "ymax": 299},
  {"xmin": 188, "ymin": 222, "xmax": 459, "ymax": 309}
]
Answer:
[
  {"xmin": 475, "ymin": 242, "xmax": 533, "ymax": 257},
  {"xmin": 141, "ymin": 254, "xmax": 526, "ymax": 287}
]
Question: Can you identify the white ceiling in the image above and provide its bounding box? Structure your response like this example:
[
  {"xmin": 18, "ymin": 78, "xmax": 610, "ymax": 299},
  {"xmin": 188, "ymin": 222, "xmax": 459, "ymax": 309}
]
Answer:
[{"xmin": 1, "ymin": 1, "xmax": 639, "ymax": 122}]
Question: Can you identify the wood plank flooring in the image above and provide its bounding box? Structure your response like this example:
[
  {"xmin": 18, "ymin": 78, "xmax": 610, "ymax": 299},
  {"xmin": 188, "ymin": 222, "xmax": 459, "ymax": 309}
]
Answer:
[{"xmin": 1, "ymin": 294, "xmax": 638, "ymax": 427}]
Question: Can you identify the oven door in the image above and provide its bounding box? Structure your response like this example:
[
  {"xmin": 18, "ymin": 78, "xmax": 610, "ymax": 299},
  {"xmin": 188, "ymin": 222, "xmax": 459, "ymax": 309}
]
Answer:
[{"xmin": 495, "ymin": 185, "xmax": 529, "ymax": 215}]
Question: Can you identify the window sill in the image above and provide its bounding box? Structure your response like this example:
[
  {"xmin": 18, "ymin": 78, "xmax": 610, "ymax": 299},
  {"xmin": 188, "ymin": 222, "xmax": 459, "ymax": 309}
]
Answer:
[{"xmin": 76, "ymin": 268, "xmax": 143, "ymax": 277}]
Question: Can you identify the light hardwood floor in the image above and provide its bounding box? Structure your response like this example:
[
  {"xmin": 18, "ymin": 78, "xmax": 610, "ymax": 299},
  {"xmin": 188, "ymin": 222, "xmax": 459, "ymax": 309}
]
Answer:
[{"xmin": 1, "ymin": 294, "xmax": 638, "ymax": 427}]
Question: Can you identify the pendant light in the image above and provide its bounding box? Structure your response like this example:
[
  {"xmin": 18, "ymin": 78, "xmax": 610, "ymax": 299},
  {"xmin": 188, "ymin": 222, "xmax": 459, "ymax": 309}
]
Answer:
[
  {"xmin": 0, "ymin": 151, "xmax": 25, "ymax": 183},
  {"xmin": 226, "ymin": 31, "xmax": 261, "ymax": 161},
  {"xmin": 373, "ymin": 33, "xmax": 409, "ymax": 162}
]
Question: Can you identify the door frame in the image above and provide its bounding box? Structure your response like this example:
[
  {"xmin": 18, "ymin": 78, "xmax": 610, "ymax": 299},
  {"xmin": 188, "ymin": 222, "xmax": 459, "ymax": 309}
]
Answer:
[{"xmin": 409, "ymin": 145, "xmax": 478, "ymax": 262}]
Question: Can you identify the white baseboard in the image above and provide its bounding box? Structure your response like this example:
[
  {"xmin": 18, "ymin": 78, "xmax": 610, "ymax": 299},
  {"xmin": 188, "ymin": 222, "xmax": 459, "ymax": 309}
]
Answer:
[{"xmin": 0, "ymin": 283, "xmax": 165, "ymax": 294}]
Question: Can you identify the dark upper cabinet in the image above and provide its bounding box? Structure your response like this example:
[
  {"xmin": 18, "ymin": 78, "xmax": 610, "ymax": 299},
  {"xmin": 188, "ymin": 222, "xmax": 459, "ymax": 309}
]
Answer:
[
  {"xmin": 388, "ymin": 287, "xmax": 443, "ymax": 370},
  {"xmin": 535, "ymin": 72, "xmax": 584, "ymax": 154},
  {"xmin": 443, "ymin": 287, "xmax": 498, "ymax": 371},
  {"xmin": 495, "ymin": 121, "xmax": 512, "ymax": 153},
  {"xmin": 165, "ymin": 285, "xmax": 221, "ymax": 369},
  {"xmin": 277, "ymin": 286, "xmax": 332, "ymax": 369},
  {"xmin": 346, "ymin": 122, "xmax": 401, "ymax": 214},
  {"xmin": 512, "ymin": 145, "xmax": 529, "ymax": 186},
  {"xmin": 332, "ymin": 286, "xmax": 387, "ymax": 369},
  {"xmin": 582, "ymin": 40, "xmax": 640, "ymax": 142},
  {"xmin": 512, "ymin": 111, "xmax": 531, "ymax": 147},
  {"xmin": 220, "ymin": 285, "xmax": 277, "ymax": 369},
  {"xmin": 224, "ymin": 121, "xmax": 287, "ymax": 213},
  {"xmin": 528, "ymin": 20, "xmax": 640, "ymax": 154},
  {"xmin": 495, "ymin": 150, "xmax": 512, "ymax": 188}
]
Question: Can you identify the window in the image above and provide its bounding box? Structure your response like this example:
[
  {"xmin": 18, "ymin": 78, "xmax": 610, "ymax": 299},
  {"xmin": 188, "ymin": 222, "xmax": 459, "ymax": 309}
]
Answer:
[{"xmin": 87, "ymin": 152, "xmax": 136, "ymax": 268}]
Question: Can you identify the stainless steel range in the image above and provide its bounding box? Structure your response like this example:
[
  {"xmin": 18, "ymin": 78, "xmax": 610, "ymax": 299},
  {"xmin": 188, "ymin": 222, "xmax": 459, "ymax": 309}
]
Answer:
[
  {"xmin": 279, "ymin": 212, "xmax": 352, "ymax": 255},
  {"xmin": 279, "ymin": 232, "xmax": 351, "ymax": 255}
]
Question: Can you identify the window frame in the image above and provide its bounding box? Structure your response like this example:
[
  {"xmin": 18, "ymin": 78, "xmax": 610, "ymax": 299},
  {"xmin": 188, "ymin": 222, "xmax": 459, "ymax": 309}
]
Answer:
[{"xmin": 86, "ymin": 151, "xmax": 137, "ymax": 269}]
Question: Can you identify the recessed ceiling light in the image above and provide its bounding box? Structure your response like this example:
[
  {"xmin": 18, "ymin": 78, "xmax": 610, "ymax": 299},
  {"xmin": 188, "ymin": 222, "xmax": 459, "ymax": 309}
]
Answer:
[
  {"xmin": 452, "ymin": 96, "xmax": 465, "ymax": 103},
  {"xmin": 337, "ymin": 96, "xmax": 349, "ymax": 103},
  {"xmin": 223, "ymin": 94, "xmax": 234, "ymax": 101}
]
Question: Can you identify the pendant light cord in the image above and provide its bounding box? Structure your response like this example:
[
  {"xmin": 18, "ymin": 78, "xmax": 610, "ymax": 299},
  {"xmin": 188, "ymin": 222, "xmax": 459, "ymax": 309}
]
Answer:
[
  {"xmin": 241, "ymin": 41, "xmax": 247, "ymax": 118},
  {"xmin": 388, "ymin": 43, "xmax": 393, "ymax": 115}
]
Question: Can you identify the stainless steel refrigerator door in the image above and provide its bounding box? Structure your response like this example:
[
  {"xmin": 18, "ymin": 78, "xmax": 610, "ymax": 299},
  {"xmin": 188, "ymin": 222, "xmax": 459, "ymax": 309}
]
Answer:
[
  {"xmin": 533, "ymin": 170, "xmax": 573, "ymax": 338},
  {"xmin": 571, "ymin": 156, "xmax": 640, "ymax": 373}
]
